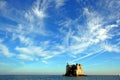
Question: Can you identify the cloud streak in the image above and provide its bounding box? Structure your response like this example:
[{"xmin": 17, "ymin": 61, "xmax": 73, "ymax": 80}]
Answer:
[
  {"xmin": 55, "ymin": 0, "xmax": 66, "ymax": 9},
  {"xmin": 58, "ymin": 6, "xmax": 120, "ymax": 62},
  {"xmin": 0, "ymin": 42, "xmax": 14, "ymax": 57},
  {"xmin": 0, "ymin": 0, "xmax": 119, "ymax": 64}
]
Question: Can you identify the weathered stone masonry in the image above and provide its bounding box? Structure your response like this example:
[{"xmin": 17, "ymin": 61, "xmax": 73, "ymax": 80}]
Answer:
[{"xmin": 65, "ymin": 63, "xmax": 85, "ymax": 76}]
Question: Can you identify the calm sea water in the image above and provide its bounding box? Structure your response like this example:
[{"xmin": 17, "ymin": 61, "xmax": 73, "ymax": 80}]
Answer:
[{"xmin": 0, "ymin": 75, "xmax": 119, "ymax": 80}]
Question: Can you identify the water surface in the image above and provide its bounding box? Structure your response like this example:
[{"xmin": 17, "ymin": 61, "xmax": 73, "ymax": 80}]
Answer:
[{"xmin": 0, "ymin": 75, "xmax": 119, "ymax": 80}]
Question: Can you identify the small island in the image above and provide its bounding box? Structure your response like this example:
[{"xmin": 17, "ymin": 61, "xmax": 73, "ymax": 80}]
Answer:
[{"xmin": 65, "ymin": 63, "xmax": 86, "ymax": 76}]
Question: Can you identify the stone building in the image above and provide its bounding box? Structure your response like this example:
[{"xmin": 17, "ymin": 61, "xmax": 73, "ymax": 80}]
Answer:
[{"xmin": 65, "ymin": 63, "xmax": 85, "ymax": 76}]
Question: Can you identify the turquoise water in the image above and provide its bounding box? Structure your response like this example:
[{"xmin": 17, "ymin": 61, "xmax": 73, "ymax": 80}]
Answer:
[{"xmin": 0, "ymin": 75, "xmax": 119, "ymax": 80}]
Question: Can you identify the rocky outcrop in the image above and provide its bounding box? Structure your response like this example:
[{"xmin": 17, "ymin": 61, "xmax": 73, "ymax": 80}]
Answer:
[{"xmin": 65, "ymin": 63, "xmax": 86, "ymax": 76}]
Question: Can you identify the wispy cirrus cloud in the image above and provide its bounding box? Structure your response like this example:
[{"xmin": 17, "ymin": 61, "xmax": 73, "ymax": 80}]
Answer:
[
  {"xmin": 0, "ymin": 0, "xmax": 50, "ymax": 44},
  {"xmin": 0, "ymin": 0, "xmax": 6, "ymax": 10},
  {"xmin": 70, "ymin": 48, "xmax": 105, "ymax": 63},
  {"xmin": 24, "ymin": 0, "xmax": 49, "ymax": 35},
  {"xmin": 102, "ymin": 43, "xmax": 120, "ymax": 53},
  {"xmin": 58, "ymin": 6, "xmax": 120, "ymax": 63},
  {"xmin": 15, "ymin": 41, "xmax": 66, "ymax": 62},
  {"xmin": 0, "ymin": 0, "xmax": 52, "ymax": 63},
  {"xmin": 55, "ymin": 0, "xmax": 66, "ymax": 9},
  {"xmin": 32, "ymin": 0, "xmax": 47, "ymax": 19},
  {"xmin": 0, "ymin": 0, "xmax": 119, "ymax": 64},
  {"xmin": 18, "ymin": 54, "xmax": 34, "ymax": 61},
  {"xmin": 0, "ymin": 42, "xmax": 14, "ymax": 57}
]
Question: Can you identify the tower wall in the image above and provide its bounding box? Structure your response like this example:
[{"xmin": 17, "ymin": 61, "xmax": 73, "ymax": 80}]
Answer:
[
  {"xmin": 76, "ymin": 64, "xmax": 83, "ymax": 76},
  {"xmin": 65, "ymin": 63, "xmax": 84, "ymax": 76}
]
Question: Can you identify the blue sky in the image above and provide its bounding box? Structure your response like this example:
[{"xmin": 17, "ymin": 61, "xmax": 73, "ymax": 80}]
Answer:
[{"xmin": 0, "ymin": 0, "xmax": 120, "ymax": 75}]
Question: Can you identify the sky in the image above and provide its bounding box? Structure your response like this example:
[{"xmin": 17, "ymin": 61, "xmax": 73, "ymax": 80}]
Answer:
[{"xmin": 0, "ymin": 0, "xmax": 120, "ymax": 75}]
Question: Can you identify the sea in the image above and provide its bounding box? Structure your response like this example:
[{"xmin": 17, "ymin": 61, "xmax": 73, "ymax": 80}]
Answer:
[{"xmin": 0, "ymin": 75, "xmax": 119, "ymax": 80}]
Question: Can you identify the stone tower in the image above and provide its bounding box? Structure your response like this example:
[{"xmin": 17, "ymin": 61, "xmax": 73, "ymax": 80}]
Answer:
[
  {"xmin": 65, "ymin": 63, "xmax": 85, "ymax": 76},
  {"xmin": 76, "ymin": 64, "xmax": 83, "ymax": 76}
]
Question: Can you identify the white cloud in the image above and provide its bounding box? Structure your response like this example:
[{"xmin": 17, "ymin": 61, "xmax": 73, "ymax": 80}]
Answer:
[
  {"xmin": 15, "ymin": 41, "xmax": 67, "ymax": 62},
  {"xmin": 106, "ymin": 0, "xmax": 120, "ymax": 10},
  {"xmin": 58, "ymin": 19, "xmax": 72, "ymax": 28},
  {"xmin": 25, "ymin": 0, "xmax": 48, "ymax": 20},
  {"xmin": 116, "ymin": 19, "xmax": 120, "ymax": 24},
  {"xmin": 101, "ymin": 0, "xmax": 120, "ymax": 22},
  {"xmin": 70, "ymin": 48, "xmax": 105, "ymax": 63},
  {"xmin": 18, "ymin": 54, "xmax": 34, "ymax": 61},
  {"xmin": 62, "ymin": 29, "xmax": 73, "ymax": 48},
  {"xmin": 0, "ymin": 0, "xmax": 119, "ymax": 64},
  {"xmin": 15, "ymin": 46, "xmax": 54, "ymax": 61},
  {"xmin": 0, "ymin": 38, "xmax": 4, "ymax": 43},
  {"xmin": 69, "ymin": 42, "xmax": 90, "ymax": 55},
  {"xmin": 2, "ymin": 0, "xmax": 52, "ymax": 46},
  {"xmin": 18, "ymin": 35, "xmax": 33, "ymax": 46},
  {"xmin": 0, "ymin": 0, "xmax": 51, "ymax": 47},
  {"xmin": 42, "ymin": 60, "xmax": 48, "ymax": 64},
  {"xmin": 0, "ymin": 43, "xmax": 14, "ymax": 57},
  {"xmin": 57, "ymin": 7, "xmax": 120, "ymax": 63},
  {"xmin": 84, "ymin": 8, "xmax": 113, "ymax": 43},
  {"xmin": 10, "ymin": 24, "xmax": 34, "ymax": 46},
  {"xmin": 15, "ymin": 46, "xmax": 46, "ymax": 56},
  {"xmin": 43, "ymin": 55, "xmax": 53, "ymax": 60},
  {"xmin": 60, "ymin": 8, "xmax": 106, "ymax": 53},
  {"xmin": 0, "ymin": 0, "xmax": 7, "ymax": 10},
  {"xmin": 32, "ymin": 0, "xmax": 47, "ymax": 19},
  {"xmin": 102, "ymin": 43, "xmax": 120, "ymax": 53},
  {"xmin": 33, "ymin": 9, "xmax": 45, "ymax": 19},
  {"xmin": 24, "ymin": 0, "xmax": 50, "ymax": 36},
  {"xmin": 55, "ymin": 0, "xmax": 66, "ymax": 9},
  {"xmin": 16, "ymin": 47, "xmax": 33, "ymax": 54}
]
